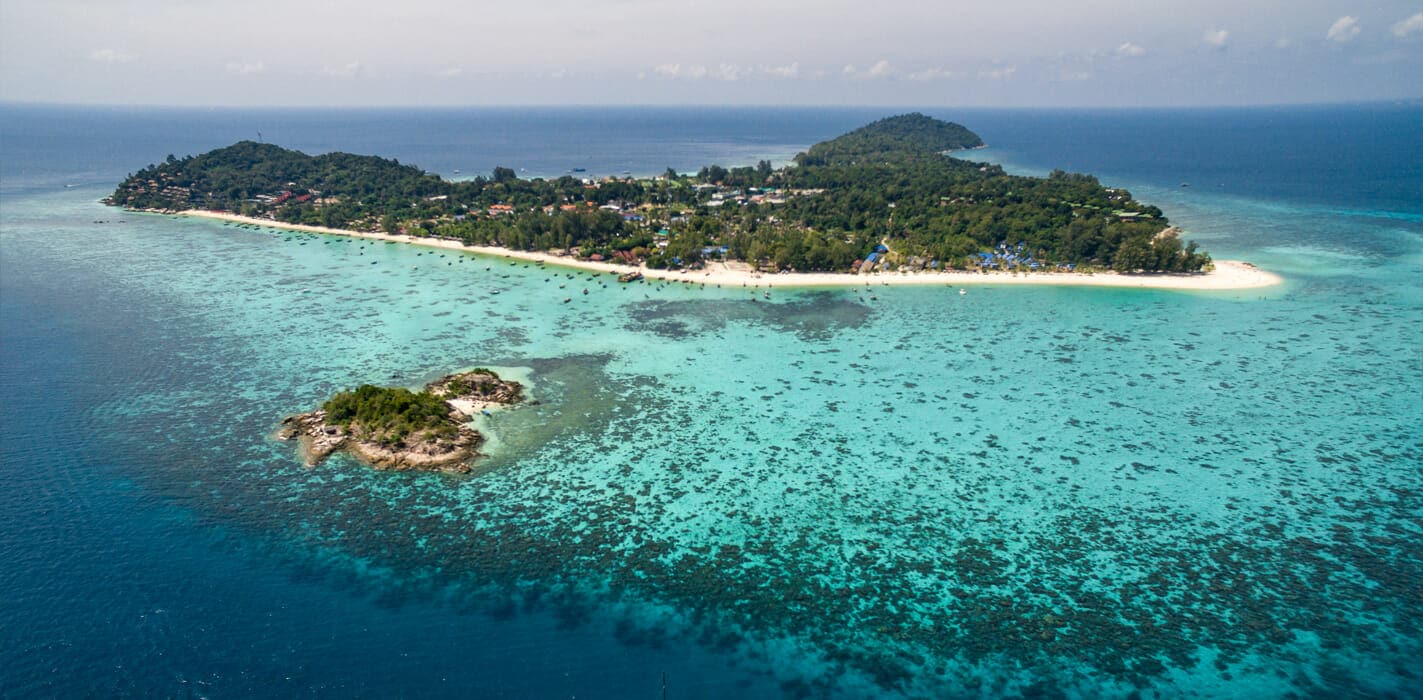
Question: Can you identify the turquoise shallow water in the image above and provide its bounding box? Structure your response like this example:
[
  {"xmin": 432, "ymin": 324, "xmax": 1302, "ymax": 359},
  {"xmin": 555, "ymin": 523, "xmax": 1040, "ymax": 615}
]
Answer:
[{"xmin": 2, "ymin": 105, "xmax": 1422, "ymax": 697}]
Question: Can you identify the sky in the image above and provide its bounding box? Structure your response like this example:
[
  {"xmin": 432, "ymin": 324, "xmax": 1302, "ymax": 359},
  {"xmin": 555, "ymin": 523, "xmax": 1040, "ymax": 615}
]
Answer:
[{"xmin": 1, "ymin": 0, "xmax": 1419, "ymax": 107}]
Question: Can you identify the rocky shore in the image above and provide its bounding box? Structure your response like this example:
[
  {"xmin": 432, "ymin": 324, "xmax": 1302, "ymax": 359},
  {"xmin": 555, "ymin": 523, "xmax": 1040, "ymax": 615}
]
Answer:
[{"xmin": 276, "ymin": 369, "xmax": 524, "ymax": 474}]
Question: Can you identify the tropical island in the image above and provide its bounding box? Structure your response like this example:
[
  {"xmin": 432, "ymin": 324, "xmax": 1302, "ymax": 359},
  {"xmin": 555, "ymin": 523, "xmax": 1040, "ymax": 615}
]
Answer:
[
  {"xmin": 108, "ymin": 114, "xmax": 1244, "ymax": 281},
  {"xmin": 277, "ymin": 369, "xmax": 524, "ymax": 474}
]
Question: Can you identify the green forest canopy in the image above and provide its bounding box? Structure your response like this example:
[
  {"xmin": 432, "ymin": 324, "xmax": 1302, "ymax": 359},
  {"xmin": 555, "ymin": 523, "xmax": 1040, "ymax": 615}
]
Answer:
[
  {"xmin": 322, "ymin": 384, "xmax": 456, "ymax": 445},
  {"xmin": 110, "ymin": 114, "xmax": 1209, "ymax": 273}
]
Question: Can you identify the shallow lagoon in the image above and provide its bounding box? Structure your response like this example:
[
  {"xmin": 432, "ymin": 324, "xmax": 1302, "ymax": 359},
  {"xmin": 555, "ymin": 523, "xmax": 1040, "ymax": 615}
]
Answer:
[{"xmin": 2, "ymin": 105, "xmax": 1420, "ymax": 697}]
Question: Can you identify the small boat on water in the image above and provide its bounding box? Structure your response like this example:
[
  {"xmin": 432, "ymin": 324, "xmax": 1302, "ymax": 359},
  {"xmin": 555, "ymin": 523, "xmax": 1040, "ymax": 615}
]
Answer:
[
  {"xmin": 959, "ymin": 288, "xmax": 967, "ymax": 295},
  {"xmin": 617, "ymin": 271, "xmax": 644, "ymax": 283}
]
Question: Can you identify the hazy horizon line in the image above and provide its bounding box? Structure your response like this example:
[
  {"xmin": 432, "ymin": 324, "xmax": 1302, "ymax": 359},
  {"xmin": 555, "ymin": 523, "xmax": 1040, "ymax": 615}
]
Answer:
[{"xmin": 3, "ymin": 97, "xmax": 1421, "ymax": 112}]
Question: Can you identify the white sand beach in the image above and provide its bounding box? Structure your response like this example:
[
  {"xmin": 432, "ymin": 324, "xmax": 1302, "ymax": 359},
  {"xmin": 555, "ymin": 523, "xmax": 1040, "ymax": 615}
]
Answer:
[{"xmin": 178, "ymin": 210, "xmax": 1283, "ymax": 291}]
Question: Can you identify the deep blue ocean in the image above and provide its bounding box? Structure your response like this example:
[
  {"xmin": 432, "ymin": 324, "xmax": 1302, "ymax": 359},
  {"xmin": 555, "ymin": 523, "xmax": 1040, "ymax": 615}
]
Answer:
[{"xmin": 2, "ymin": 103, "xmax": 1420, "ymax": 698}]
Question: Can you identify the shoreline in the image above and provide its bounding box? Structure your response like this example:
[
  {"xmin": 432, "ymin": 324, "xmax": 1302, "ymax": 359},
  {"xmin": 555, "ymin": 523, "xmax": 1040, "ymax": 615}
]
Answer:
[{"xmin": 174, "ymin": 210, "xmax": 1282, "ymax": 291}]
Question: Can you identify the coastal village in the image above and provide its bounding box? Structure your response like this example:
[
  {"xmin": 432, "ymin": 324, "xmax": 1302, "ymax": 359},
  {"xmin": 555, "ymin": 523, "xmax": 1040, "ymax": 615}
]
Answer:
[
  {"xmin": 122, "ymin": 166, "xmax": 827, "ymax": 266},
  {"xmin": 120, "ymin": 168, "xmax": 1127, "ymax": 277},
  {"xmin": 111, "ymin": 116, "xmax": 1215, "ymax": 278}
]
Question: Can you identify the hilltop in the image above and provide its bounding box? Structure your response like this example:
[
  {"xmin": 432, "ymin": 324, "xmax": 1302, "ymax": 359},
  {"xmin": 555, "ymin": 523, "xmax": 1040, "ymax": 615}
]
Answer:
[{"xmin": 799, "ymin": 113, "xmax": 984, "ymax": 165}]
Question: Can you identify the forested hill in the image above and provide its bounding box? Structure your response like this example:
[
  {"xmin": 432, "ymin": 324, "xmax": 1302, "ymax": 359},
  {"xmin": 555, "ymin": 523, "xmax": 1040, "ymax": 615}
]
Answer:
[
  {"xmin": 112, "ymin": 141, "xmax": 448, "ymax": 210},
  {"xmin": 799, "ymin": 113, "xmax": 984, "ymax": 165},
  {"xmin": 109, "ymin": 115, "xmax": 1210, "ymax": 273}
]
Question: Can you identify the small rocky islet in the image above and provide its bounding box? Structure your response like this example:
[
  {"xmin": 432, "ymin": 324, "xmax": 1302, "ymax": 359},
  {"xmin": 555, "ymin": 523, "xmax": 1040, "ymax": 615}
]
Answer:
[{"xmin": 277, "ymin": 369, "xmax": 525, "ymax": 474}]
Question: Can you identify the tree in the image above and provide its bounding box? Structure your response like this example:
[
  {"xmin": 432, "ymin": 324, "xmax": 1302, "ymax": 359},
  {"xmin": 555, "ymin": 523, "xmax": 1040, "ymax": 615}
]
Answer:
[
  {"xmin": 492, "ymin": 166, "xmax": 517, "ymax": 183},
  {"xmin": 1113, "ymin": 238, "xmax": 1152, "ymax": 273},
  {"xmin": 698, "ymin": 164, "xmax": 728, "ymax": 184},
  {"xmin": 1151, "ymin": 234, "xmax": 1183, "ymax": 272}
]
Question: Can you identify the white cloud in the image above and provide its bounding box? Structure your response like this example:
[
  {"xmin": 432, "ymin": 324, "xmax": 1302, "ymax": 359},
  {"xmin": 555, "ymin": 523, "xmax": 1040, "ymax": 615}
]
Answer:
[
  {"xmin": 1274, "ymin": 37, "xmax": 1294, "ymax": 49},
  {"xmin": 710, "ymin": 63, "xmax": 743, "ymax": 81},
  {"xmin": 435, "ymin": 67, "xmax": 463, "ymax": 78},
  {"xmin": 89, "ymin": 48, "xmax": 136, "ymax": 64},
  {"xmin": 979, "ymin": 65, "xmax": 1017, "ymax": 80},
  {"xmin": 320, "ymin": 61, "xmax": 363, "ymax": 78},
  {"xmin": 1114, "ymin": 42, "xmax": 1146, "ymax": 58},
  {"xmin": 226, "ymin": 61, "xmax": 266, "ymax": 76},
  {"xmin": 840, "ymin": 60, "xmax": 894, "ymax": 79},
  {"xmin": 1058, "ymin": 70, "xmax": 1093, "ymax": 81},
  {"xmin": 652, "ymin": 63, "xmax": 736, "ymax": 80},
  {"xmin": 1391, "ymin": 12, "xmax": 1423, "ymax": 38},
  {"xmin": 1202, "ymin": 28, "xmax": 1230, "ymax": 48},
  {"xmin": 1327, "ymin": 16, "xmax": 1360, "ymax": 43},
  {"xmin": 866, "ymin": 59, "xmax": 895, "ymax": 78},
  {"xmin": 761, "ymin": 62, "xmax": 800, "ymax": 78},
  {"xmin": 904, "ymin": 67, "xmax": 963, "ymax": 81}
]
